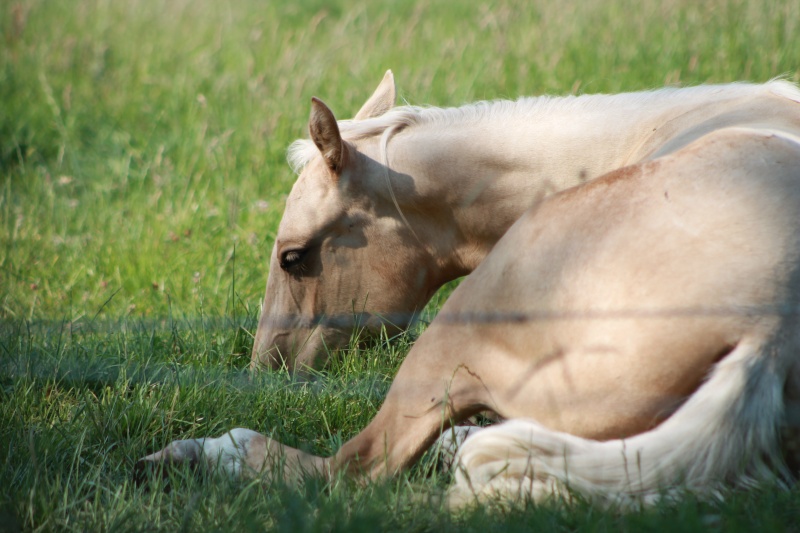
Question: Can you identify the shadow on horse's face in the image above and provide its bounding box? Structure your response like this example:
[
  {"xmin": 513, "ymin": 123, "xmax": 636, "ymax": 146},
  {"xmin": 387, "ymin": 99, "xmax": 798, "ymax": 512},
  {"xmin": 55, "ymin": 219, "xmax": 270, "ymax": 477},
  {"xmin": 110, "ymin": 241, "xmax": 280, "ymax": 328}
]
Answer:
[{"xmin": 251, "ymin": 98, "xmax": 434, "ymax": 373}]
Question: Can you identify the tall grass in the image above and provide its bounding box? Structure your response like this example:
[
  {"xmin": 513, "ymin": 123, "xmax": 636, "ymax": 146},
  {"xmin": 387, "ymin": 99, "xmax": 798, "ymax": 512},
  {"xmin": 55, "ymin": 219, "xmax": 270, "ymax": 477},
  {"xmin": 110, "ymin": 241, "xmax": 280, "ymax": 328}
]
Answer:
[
  {"xmin": 3, "ymin": 0, "xmax": 799, "ymax": 321},
  {"xmin": 2, "ymin": 0, "xmax": 800, "ymax": 530}
]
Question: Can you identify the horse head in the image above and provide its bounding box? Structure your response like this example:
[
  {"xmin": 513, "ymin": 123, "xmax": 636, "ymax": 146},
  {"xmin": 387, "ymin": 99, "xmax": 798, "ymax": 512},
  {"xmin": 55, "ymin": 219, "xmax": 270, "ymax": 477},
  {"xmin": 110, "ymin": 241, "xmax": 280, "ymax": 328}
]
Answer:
[{"xmin": 251, "ymin": 71, "xmax": 442, "ymax": 372}]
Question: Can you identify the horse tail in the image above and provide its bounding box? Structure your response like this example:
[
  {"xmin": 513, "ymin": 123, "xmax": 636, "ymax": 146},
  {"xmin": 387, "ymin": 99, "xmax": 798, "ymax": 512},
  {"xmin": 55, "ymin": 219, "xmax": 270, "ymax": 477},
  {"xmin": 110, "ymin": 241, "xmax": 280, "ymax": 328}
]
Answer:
[{"xmin": 449, "ymin": 337, "xmax": 791, "ymax": 507}]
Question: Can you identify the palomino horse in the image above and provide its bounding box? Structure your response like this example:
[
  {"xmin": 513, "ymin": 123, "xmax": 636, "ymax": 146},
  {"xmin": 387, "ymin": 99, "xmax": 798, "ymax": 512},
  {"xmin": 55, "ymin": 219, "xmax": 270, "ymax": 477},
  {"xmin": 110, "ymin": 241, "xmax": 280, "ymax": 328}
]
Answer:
[
  {"xmin": 252, "ymin": 72, "xmax": 800, "ymax": 373},
  {"xmin": 139, "ymin": 92, "xmax": 800, "ymax": 505}
]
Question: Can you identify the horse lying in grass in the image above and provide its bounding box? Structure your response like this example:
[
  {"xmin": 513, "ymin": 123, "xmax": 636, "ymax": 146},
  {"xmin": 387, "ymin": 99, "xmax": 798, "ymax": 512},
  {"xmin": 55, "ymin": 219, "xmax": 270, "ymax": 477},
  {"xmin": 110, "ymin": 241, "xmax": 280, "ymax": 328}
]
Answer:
[
  {"xmin": 251, "ymin": 72, "xmax": 800, "ymax": 374},
  {"xmin": 139, "ymin": 110, "xmax": 800, "ymax": 505}
]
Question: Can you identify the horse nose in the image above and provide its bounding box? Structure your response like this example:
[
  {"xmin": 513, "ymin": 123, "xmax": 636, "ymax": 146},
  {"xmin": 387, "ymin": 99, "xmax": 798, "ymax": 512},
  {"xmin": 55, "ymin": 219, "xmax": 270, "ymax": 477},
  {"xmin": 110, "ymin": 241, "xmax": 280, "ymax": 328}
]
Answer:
[{"xmin": 250, "ymin": 318, "xmax": 291, "ymax": 371}]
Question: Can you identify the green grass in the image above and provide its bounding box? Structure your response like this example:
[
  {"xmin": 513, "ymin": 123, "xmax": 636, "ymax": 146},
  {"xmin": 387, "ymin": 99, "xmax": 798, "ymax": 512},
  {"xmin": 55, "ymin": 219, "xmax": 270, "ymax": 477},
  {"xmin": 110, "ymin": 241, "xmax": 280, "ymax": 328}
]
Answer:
[{"xmin": 2, "ymin": 0, "xmax": 800, "ymax": 530}]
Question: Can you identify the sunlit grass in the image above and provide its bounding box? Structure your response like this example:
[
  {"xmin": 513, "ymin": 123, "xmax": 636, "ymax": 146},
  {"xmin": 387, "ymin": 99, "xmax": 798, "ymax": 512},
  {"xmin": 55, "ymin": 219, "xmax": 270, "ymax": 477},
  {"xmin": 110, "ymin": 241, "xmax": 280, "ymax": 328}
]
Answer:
[{"xmin": 4, "ymin": 317, "xmax": 800, "ymax": 531}]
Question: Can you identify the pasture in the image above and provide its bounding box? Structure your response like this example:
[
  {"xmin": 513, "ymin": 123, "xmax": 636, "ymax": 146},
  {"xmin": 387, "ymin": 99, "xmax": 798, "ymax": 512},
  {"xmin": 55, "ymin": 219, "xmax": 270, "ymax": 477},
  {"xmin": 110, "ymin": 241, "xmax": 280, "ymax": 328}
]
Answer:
[{"xmin": 2, "ymin": 0, "xmax": 800, "ymax": 530}]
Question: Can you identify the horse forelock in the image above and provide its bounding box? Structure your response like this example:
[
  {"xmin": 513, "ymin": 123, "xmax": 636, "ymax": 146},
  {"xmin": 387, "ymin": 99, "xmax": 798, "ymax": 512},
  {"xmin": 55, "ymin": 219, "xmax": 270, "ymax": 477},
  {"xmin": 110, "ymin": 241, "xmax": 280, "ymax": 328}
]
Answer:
[
  {"xmin": 286, "ymin": 80, "xmax": 800, "ymax": 174},
  {"xmin": 287, "ymin": 139, "xmax": 318, "ymax": 174}
]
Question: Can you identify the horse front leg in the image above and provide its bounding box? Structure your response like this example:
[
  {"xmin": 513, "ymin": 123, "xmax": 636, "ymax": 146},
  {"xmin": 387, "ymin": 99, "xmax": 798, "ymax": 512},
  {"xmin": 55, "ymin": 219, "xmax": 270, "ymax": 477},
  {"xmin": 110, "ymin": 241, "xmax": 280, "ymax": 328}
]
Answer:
[
  {"xmin": 134, "ymin": 427, "xmax": 328, "ymax": 484},
  {"xmin": 136, "ymin": 335, "xmax": 496, "ymax": 485},
  {"xmin": 325, "ymin": 349, "xmax": 495, "ymax": 479}
]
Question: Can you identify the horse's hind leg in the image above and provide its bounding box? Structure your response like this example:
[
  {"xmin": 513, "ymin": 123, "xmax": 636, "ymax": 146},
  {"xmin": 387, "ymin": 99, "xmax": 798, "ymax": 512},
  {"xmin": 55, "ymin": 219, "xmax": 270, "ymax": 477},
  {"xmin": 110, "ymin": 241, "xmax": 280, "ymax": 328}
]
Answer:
[{"xmin": 437, "ymin": 425, "xmax": 486, "ymax": 469}]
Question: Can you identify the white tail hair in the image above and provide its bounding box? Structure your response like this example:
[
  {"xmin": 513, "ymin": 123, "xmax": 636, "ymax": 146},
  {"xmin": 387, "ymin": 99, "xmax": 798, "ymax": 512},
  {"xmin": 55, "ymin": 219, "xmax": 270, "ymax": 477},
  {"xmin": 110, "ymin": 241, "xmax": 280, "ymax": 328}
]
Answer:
[{"xmin": 449, "ymin": 337, "xmax": 791, "ymax": 508}]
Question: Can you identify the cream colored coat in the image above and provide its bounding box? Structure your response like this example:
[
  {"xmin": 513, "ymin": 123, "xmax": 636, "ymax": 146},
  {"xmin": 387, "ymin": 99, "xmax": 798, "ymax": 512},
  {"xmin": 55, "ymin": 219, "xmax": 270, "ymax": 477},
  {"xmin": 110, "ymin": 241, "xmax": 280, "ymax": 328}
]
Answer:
[
  {"xmin": 251, "ymin": 73, "xmax": 800, "ymax": 374},
  {"xmin": 139, "ymin": 84, "xmax": 800, "ymax": 504}
]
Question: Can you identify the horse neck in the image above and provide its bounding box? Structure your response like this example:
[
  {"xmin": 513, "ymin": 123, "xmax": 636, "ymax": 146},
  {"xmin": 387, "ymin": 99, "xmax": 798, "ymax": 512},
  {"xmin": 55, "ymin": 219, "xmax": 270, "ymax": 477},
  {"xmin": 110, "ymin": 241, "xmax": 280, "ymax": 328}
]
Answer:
[{"xmin": 385, "ymin": 87, "xmax": 771, "ymax": 277}]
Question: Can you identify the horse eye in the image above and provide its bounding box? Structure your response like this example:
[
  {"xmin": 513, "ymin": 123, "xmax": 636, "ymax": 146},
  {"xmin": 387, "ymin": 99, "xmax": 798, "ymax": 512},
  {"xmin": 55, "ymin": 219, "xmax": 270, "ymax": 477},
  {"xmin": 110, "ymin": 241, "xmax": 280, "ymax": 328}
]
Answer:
[{"xmin": 280, "ymin": 249, "xmax": 307, "ymax": 271}]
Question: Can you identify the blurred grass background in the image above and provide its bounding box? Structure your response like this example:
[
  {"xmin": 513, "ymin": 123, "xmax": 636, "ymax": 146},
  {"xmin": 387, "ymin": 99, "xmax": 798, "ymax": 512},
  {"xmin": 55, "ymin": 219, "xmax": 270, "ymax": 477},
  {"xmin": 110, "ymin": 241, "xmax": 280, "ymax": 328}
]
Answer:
[
  {"xmin": 2, "ymin": 0, "xmax": 800, "ymax": 530},
  {"xmin": 3, "ymin": 0, "xmax": 799, "ymax": 321}
]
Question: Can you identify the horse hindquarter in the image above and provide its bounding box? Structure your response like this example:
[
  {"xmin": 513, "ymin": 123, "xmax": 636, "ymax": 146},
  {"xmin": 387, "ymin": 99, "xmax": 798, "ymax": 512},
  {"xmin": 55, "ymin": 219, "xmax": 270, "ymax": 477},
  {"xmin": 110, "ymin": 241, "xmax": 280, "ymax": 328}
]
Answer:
[{"xmin": 449, "ymin": 126, "xmax": 800, "ymax": 503}]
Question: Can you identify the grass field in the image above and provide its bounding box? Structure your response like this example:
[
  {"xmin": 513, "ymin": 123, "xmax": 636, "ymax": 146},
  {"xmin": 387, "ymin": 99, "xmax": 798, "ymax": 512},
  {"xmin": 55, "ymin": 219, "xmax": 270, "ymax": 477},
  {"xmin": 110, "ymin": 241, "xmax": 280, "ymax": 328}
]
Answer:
[{"xmin": 3, "ymin": 0, "xmax": 800, "ymax": 530}]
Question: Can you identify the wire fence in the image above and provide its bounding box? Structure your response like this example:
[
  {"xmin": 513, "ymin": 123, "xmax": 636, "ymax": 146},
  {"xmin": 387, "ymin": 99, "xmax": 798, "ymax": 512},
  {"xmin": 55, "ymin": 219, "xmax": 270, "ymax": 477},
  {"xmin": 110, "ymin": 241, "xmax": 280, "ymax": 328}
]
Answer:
[
  {"xmin": 6, "ymin": 299, "xmax": 800, "ymax": 337},
  {"xmin": 4, "ymin": 302, "xmax": 800, "ymax": 429}
]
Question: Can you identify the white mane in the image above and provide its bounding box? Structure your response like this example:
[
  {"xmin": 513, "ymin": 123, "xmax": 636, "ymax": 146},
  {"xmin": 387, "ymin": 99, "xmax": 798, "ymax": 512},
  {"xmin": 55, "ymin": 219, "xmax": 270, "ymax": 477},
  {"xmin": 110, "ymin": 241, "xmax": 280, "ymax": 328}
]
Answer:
[{"xmin": 287, "ymin": 80, "xmax": 800, "ymax": 174}]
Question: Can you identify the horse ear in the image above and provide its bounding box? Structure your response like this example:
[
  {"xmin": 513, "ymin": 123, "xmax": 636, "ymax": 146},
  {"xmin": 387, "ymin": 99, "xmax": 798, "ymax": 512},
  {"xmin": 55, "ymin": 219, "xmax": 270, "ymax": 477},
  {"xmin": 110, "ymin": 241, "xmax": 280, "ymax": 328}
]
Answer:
[
  {"xmin": 354, "ymin": 70, "xmax": 396, "ymax": 121},
  {"xmin": 309, "ymin": 97, "xmax": 344, "ymax": 172}
]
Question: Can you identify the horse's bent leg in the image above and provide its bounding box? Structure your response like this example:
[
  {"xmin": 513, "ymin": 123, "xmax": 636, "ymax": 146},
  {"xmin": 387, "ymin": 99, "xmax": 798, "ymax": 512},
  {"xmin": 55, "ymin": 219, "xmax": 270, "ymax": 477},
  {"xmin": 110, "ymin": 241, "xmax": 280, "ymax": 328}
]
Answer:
[
  {"xmin": 328, "ymin": 340, "xmax": 496, "ymax": 479},
  {"xmin": 138, "ymin": 332, "xmax": 499, "ymax": 484},
  {"xmin": 135, "ymin": 428, "xmax": 328, "ymax": 483}
]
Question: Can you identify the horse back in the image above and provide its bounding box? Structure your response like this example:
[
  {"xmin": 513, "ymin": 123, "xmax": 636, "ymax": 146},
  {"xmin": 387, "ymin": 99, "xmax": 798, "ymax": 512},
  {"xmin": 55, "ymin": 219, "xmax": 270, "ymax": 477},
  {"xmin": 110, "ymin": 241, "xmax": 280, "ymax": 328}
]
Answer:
[{"xmin": 634, "ymin": 88, "xmax": 800, "ymax": 162}]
